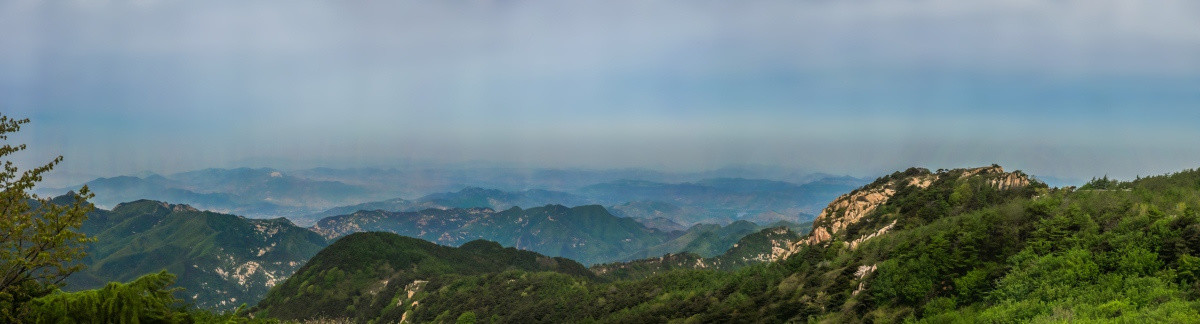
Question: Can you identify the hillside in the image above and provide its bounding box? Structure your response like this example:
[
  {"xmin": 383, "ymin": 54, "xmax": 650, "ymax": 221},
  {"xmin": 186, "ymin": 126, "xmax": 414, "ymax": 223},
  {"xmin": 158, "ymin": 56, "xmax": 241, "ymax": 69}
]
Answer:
[
  {"xmin": 623, "ymin": 220, "xmax": 775, "ymax": 260},
  {"xmin": 66, "ymin": 199, "xmax": 329, "ymax": 310},
  {"xmin": 592, "ymin": 225, "xmax": 805, "ymax": 280},
  {"xmin": 256, "ymin": 165, "xmax": 1200, "ymax": 322},
  {"xmin": 51, "ymin": 168, "xmax": 386, "ymax": 220},
  {"xmin": 252, "ymin": 232, "xmax": 593, "ymax": 321},
  {"xmin": 310, "ymin": 205, "xmax": 675, "ymax": 265}
]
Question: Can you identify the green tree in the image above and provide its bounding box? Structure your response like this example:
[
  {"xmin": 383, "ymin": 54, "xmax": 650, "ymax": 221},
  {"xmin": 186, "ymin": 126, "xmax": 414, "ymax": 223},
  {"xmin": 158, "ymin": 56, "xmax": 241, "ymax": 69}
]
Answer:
[
  {"xmin": 456, "ymin": 310, "xmax": 477, "ymax": 324},
  {"xmin": 0, "ymin": 115, "xmax": 94, "ymax": 321}
]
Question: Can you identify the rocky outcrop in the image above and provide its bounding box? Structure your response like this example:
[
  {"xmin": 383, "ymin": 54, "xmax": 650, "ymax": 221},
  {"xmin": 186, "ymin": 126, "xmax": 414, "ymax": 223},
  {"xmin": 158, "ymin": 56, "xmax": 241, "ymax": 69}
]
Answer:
[
  {"xmin": 853, "ymin": 264, "xmax": 878, "ymax": 296},
  {"xmin": 800, "ymin": 187, "xmax": 896, "ymax": 246},
  {"xmin": 848, "ymin": 220, "xmax": 896, "ymax": 250},
  {"xmin": 779, "ymin": 166, "xmax": 1035, "ymax": 261}
]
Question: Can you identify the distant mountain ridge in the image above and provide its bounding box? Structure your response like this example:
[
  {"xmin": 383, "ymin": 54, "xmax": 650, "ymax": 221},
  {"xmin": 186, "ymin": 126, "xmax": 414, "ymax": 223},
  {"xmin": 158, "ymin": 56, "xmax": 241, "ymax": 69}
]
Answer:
[
  {"xmin": 306, "ymin": 175, "xmax": 867, "ymax": 228},
  {"xmin": 580, "ymin": 176, "xmax": 866, "ymax": 224},
  {"xmin": 44, "ymin": 167, "xmax": 866, "ymax": 227},
  {"xmin": 299, "ymin": 187, "xmax": 589, "ymax": 225},
  {"xmin": 310, "ymin": 204, "xmax": 674, "ymax": 265},
  {"xmin": 47, "ymin": 168, "xmax": 392, "ymax": 220}
]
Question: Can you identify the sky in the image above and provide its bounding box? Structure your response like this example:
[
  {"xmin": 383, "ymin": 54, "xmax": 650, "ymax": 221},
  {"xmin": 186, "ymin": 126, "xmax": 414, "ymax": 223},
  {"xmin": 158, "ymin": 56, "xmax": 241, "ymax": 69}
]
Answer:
[{"xmin": 2, "ymin": 0, "xmax": 1199, "ymax": 185}]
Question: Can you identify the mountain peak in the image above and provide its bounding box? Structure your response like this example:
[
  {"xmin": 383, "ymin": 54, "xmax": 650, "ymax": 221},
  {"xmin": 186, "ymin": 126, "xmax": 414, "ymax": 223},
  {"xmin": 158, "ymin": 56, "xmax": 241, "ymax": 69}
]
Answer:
[{"xmin": 782, "ymin": 165, "xmax": 1040, "ymax": 259}]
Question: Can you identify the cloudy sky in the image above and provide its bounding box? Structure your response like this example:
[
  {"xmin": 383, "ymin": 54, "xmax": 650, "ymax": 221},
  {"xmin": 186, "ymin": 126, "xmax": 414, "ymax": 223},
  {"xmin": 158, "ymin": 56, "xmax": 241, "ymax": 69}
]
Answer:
[{"xmin": 2, "ymin": 0, "xmax": 1199, "ymax": 184}]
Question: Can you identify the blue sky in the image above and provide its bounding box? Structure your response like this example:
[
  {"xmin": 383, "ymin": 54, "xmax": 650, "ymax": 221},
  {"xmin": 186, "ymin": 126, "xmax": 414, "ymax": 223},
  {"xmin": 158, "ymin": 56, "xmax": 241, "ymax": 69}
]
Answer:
[{"xmin": 2, "ymin": 0, "xmax": 1199, "ymax": 184}]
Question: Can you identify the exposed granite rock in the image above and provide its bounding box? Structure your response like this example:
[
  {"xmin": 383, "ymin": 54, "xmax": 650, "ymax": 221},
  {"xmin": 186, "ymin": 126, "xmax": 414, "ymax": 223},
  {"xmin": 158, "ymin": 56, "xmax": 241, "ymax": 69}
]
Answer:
[{"xmin": 779, "ymin": 165, "xmax": 1034, "ymax": 261}]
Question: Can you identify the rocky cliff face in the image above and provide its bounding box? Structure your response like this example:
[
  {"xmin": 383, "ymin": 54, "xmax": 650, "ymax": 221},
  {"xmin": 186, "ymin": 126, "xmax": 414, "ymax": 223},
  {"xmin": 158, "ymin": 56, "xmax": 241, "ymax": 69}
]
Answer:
[{"xmin": 780, "ymin": 165, "xmax": 1035, "ymax": 260}]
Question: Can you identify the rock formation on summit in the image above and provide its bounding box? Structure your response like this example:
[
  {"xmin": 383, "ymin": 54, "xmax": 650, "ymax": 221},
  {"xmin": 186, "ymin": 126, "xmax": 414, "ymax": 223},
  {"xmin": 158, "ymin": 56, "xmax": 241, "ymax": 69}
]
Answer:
[{"xmin": 780, "ymin": 165, "xmax": 1038, "ymax": 260}]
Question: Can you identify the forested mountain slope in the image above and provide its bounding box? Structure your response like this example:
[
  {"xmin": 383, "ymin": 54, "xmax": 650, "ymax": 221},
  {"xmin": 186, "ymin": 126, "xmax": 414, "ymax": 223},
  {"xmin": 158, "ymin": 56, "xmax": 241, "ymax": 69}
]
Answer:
[
  {"xmin": 257, "ymin": 165, "xmax": 1200, "ymax": 323},
  {"xmin": 66, "ymin": 200, "xmax": 328, "ymax": 310},
  {"xmin": 592, "ymin": 225, "xmax": 805, "ymax": 280},
  {"xmin": 252, "ymin": 232, "xmax": 593, "ymax": 322}
]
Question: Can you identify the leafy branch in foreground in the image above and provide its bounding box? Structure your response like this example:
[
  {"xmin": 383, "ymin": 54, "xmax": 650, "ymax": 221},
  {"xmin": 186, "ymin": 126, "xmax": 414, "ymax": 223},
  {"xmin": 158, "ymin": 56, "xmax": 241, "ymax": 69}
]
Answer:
[{"xmin": 0, "ymin": 114, "xmax": 96, "ymax": 320}]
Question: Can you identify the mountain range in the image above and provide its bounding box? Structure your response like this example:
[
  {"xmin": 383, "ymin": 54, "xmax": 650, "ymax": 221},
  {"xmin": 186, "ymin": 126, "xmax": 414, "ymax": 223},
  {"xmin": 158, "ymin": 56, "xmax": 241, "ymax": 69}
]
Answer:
[
  {"xmin": 48, "ymin": 164, "xmax": 1200, "ymax": 322},
  {"xmin": 62, "ymin": 197, "xmax": 796, "ymax": 310},
  {"xmin": 41, "ymin": 167, "xmax": 867, "ymax": 227},
  {"xmin": 247, "ymin": 165, "xmax": 1200, "ymax": 322},
  {"xmin": 47, "ymin": 168, "xmax": 391, "ymax": 221}
]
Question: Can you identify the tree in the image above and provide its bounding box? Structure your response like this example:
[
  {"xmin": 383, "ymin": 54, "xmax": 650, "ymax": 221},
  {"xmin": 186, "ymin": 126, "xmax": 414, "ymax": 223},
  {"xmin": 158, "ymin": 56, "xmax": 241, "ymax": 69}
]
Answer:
[
  {"xmin": 0, "ymin": 115, "xmax": 94, "ymax": 321},
  {"xmin": 456, "ymin": 311, "xmax": 477, "ymax": 324}
]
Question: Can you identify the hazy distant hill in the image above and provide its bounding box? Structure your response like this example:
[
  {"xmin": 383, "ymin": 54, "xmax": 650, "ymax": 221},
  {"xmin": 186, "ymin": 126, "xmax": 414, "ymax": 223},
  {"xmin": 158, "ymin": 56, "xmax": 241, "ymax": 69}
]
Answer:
[
  {"xmin": 47, "ymin": 168, "xmax": 387, "ymax": 219},
  {"xmin": 168, "ymin": 168, "xmax": 377, "ymax": 207},
  {"xmin": 580, "ymin": 176, "xmax": 867, "ymax": 224},
  {"xmin": 45, "ymin": 167, "xmax": 864, "ymax": 228},
  {"xmin": 67, "ymin": 199, "xmax": 328, "ymax": 310},
  {"xmin": 310, "ymin": 205, "xmax": 675, "ymax": 265},
  {"xmin": 299, "ymin": 187, "xmax": 589, "ymax": 225},
  {"xmin": 419, "ymin": 187, "xmax": 589, "ymax": 209}
]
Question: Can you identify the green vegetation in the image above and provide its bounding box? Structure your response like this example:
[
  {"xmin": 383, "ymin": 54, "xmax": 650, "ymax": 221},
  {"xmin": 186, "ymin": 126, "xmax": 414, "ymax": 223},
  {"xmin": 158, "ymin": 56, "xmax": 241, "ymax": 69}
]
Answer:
[
  {"xmin": 593, "ymin": 225, "xmax": 804, "ymax": 280},
  {"xmin": 1, "ymin": 114, "xmax": 270, "ymax": 322},
  {"xmin": 0, "ymin": 116, "xmax": 94, "ymax": 320},
  {"xmin": 252, "ymin": 232, "xmax": 594, "ymax": 321},
  {"xmin": 258, "ymin": 166, "xmax": 1200, "ymax": 323},
  {"xmin": 627, "ymin": 220, "xmax": 765, "ymax": 259},
  {"xmin": 67, "ymin": 199, "xmax": 329, "ymax": 310},
  {"xmin": 27, "ymin": 270, "xmax": 275, "ymax": 323},
  {"xmin": 1079, "ymin": 175, "xmax": 1133, "ymax": 191}
]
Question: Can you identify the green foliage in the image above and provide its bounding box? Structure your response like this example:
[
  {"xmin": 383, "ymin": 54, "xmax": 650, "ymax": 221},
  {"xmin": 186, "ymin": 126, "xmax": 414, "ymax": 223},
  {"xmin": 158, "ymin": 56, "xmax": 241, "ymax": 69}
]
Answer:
[
  {"xmin": 27, "ymin": 271, "xmax": 275, "ymax": 323},
  {"xmin": 1079, "ymin": 175, "xmax": 1130, "ymax": 191},
  {"xmin": 27, "ymin": 271, "xmax": 187, "ymax": 323},
  {"xmin": 456, "ymin": 310, "xmax": 477, "ymax": 324},
  {"xmin": 0, "ymin": 115, "xmax": 96, "ymax": 321},
  {"xmin": 254, "ymin": 232, "xmax": 594, "ymax": 322}
]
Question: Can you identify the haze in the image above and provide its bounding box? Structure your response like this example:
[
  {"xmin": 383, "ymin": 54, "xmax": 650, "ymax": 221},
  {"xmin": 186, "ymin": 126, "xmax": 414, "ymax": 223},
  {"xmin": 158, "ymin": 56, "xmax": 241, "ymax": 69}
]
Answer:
[{"xmin": 3, "ymin": 0, "xmax": 1199, "ymax": 185}]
